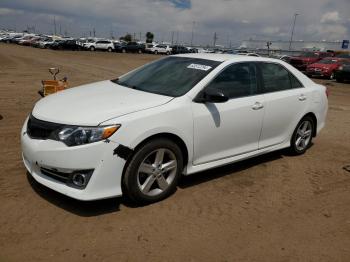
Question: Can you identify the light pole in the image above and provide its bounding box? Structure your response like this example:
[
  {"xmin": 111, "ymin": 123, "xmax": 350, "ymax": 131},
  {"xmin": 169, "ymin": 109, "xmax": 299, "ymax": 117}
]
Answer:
[
  {"xmin": 190, "ymin": 21, "xmax": 195, "ymax": 47},
  {"xmin": 289, "ymin": 13, "xmax": 299, "ymax": 51}
]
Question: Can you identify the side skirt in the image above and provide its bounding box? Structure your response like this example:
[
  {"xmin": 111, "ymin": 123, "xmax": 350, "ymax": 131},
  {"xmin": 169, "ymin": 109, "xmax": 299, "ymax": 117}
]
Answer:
[{"xmin": 184, "ymin": 141, "xmax": 290, "ymax": 175}]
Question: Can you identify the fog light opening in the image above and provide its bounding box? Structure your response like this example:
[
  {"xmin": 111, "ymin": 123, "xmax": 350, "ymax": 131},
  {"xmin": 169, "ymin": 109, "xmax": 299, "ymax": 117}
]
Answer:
[{"xmin": 72, "ymin": 173, "xmax": 87, "ymax": 187}]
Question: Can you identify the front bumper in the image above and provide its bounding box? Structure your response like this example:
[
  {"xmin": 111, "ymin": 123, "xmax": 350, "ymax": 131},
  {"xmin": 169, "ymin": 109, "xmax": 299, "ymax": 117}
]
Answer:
[
  {"xmin": 21, "ymin": 119, "xmax": 125, "ymax": 201},
  {"xmin": 306, "ymin": 69, "xmax": 330, "ymax": 78}
]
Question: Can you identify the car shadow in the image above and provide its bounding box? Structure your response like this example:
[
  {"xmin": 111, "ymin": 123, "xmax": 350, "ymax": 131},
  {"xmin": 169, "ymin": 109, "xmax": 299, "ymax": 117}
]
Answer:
[
  {"xmin": 178, "ymin": 150, "xmax": 284, "ymax": 189},
  {"xmin": 26, "ymin": 172, "xmax": 123, "ymax": 217},
  {"xmin": 26, "ymin": 146, "xmax": 310, "ymax": 217}
]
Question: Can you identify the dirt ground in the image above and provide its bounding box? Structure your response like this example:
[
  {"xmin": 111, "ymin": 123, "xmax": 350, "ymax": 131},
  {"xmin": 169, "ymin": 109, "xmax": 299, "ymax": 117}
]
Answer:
[{"xmin": 0, "ymin": 43, "xmax": 350, "ymax": 262}]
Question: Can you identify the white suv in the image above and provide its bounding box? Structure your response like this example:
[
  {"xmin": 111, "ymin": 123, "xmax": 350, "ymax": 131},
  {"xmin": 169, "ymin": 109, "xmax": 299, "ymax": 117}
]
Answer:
[
  {"xmin": 85, "ymin": 40, "xmax": 114, "ymax": 52},
  {"xmin": 21, "ymin": 54, "xmax": 328, "ymax": 204},
  {"xmin": 151, "ymin": 44, "xmax": 172, "ymax": 55}
]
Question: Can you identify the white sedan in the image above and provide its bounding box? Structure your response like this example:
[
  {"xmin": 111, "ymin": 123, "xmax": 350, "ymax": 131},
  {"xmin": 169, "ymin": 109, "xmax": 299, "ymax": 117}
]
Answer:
[{"xmin": 21, "ymin": 54, "xmax": 328, "ymax": 204}]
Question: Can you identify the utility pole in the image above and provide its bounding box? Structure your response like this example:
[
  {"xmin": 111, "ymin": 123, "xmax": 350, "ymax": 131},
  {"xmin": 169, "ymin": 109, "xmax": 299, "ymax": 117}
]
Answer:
[
  {"xmin": 139, "ymin": 32, "xmax": 142, "ymax": 42},
  {"xmin": 266, "ymin": 41, "xmax": 272, "ymax": 57},
  {"xmin": 53, "ymin": 16, "xmax": 57, "ymax": 36},
  {"xmin": 176, "ymin": 31, "xmax": 179, "ymax": 44},
  {"xmin": 190, "ymin": 21, "xmax": 195, "ymax": 47},
  {"xmin": 93, "ymin": 28, "xmax": 96, "ymax": 37},
  {"xmin": 289, "ymin": 13, "xmax": 299, "ymax": 51},
  {"xmin": 171, "ymin": 31, "xmax": 174, "ymax": 45},
  {"xmin": 213, "ymin": 32, "xmax": 218, "ymax": 47}
]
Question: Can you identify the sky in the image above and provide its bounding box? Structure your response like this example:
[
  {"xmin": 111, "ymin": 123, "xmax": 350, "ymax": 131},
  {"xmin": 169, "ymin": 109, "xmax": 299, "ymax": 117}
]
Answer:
[{"xmin": 0, "ymin": 0, "xmax": 349, "ymax": 46}]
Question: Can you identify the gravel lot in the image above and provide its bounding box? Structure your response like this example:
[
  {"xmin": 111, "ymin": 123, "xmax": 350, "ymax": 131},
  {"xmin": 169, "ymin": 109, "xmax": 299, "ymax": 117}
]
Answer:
[{"xmin": 0, "ymin": 43, "xmax": 350, "ymax": 262}]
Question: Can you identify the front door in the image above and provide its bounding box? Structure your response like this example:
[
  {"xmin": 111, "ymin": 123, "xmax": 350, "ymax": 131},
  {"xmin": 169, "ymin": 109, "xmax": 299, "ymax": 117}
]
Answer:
[{"xmin": 192, "ymin": 62, "xmax": 265, "ymax": 165}]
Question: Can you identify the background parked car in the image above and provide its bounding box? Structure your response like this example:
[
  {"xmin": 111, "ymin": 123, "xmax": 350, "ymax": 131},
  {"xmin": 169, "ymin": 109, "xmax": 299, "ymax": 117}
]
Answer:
[
  {"xmin": 145, "ymin": 43, "xmax": 155, "ymax": 53},
  {"xmin": 38, "ymin": 37, "xmax": 55, "ymax": 48},
  {"xmin": 150, "ymin": 44, "xmax": 172, "ymax": 55},
  {"xmin": 18, "ymin": 35, "xmax": 38, "ymax": 46},
  {"xmin": 92, "ymin": 40, "xmax": 115, "ymax": 52},
  {"xmin": 334, "ymin": 60, "xmax": 350, "ymax": 83},
  {"xmin": 306, "ymin": 58, "xmax": 347, "ymax": 79},
  {"xmin": 51, "ymin": 39, "xmax": 82, "ymax": 51},
  {"xmin": 171, "ymin": 45, "xmax": 189, "ymax": 54},
  {"xmin": 115, "ymin": 42, "xmax": 145, "ymax": 53},
  {"xmin": 289, "ymin": 52, "xmax": 334, "ymax": 71}
]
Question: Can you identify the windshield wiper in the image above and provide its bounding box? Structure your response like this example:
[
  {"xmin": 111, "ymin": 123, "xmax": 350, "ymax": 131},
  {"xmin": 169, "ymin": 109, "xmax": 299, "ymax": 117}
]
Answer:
[{"xmin": 111, "ymin": 79, "xmax": 139, "ymax": 90}]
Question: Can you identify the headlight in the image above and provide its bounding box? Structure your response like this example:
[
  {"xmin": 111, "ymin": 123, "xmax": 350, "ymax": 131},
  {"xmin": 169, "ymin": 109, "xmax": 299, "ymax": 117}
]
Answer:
[{"xmin": 57, "ymin": 125, "xmax": 120, "ymax": 146}]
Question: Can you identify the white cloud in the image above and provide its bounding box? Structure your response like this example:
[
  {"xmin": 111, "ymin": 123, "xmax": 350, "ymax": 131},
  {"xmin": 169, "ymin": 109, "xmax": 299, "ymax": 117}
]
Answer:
[
  {"xmin": 262, "ymin": 26, "xmax": 280, "ymax": 34},
  {"xmin": 321, "ymin": 11, "xmax": 341, "ymax": 23},
  {"xmin": 0, "ymin": 7, "xmax": 23, "ymax": 15}
]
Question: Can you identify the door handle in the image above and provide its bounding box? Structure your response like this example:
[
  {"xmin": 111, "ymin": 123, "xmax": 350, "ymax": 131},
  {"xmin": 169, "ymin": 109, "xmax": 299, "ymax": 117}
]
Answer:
[
  {"xmin": 298, "ymin": 94, "xmax": 307, "ymax": 101},
  {"xmin": 252, "ymin": 102, "xmax": 264, "ymax": 110}
]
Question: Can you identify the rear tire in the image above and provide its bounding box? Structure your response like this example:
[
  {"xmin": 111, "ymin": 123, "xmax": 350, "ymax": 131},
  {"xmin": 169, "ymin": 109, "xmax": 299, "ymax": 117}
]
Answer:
[
  {"xmin": 154, "ymin": 50, "xmax": 158, "ymax": 55},
  {"xmin": 90, "ymin": 46, "xmax": 95, "ymax": 51},
  {"xmin": 289, "ymin": 116, "xmax": 314, "ymax": 155},
  {"xmin": 107, "ymin": 47, "xmax": 112, "ymax": 52},
  {"xmin": 122, "ymin": 48, "xmax": 126, "ymax": 53},
  {"xmin": 123, "ymin": 138, "xmax": 183, "ymax": 205},
  {"xmin": 138, "ymin": 49, "xmax": 142, "ymax": 54}
]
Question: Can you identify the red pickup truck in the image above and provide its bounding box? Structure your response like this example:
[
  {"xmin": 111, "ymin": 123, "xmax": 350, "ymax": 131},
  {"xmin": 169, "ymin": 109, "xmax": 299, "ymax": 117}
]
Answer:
[{"xmin": 289, "ymin": 52, "xmax": 334, "ymax": 71}]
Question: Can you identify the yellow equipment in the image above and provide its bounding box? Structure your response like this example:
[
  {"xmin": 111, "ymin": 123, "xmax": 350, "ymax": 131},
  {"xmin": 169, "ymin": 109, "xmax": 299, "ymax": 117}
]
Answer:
[{"xmin": 38, "ymin": 68, "xmax": 68, "ymax": 97}]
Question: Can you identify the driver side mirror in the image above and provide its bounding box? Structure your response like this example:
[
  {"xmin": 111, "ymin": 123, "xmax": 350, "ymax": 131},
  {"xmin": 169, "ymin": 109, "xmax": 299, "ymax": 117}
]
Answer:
[{"xmin": 194, "ymin": 87, "xmax": 229, "ymax": 103}]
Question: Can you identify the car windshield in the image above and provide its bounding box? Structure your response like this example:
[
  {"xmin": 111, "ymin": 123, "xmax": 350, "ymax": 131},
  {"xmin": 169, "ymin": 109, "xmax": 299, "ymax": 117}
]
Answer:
[
  {"xmin": 318, "ymin": 59, "xmax": 338, "ymax": 64},
  {"xmin": 114, "ymin": 57, "xmax": 221, "ymax": 97},
  {"xmin": 300, "ymin": 52, "xmax": 318, "ymax": 58}
]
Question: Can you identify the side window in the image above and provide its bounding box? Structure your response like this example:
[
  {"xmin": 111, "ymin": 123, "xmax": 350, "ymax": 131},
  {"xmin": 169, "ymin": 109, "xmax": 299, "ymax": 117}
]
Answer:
[
  {"xmin": 289, "ymin": 73, "xmax": 303, "ymax": 89},
  {"xmin": 260, "ymin": 63, "xmax": 292, "ymax": 92},
  {"xmin": 206, "ymin": 63, "xmax": 258, "ymax": 99}
]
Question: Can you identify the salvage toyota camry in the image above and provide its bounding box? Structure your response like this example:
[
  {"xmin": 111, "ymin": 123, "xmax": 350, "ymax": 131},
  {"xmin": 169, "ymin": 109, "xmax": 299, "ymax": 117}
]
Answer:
[{"xmin": 21, "ymin": 54, "xmax": 328, "ymax": 204}]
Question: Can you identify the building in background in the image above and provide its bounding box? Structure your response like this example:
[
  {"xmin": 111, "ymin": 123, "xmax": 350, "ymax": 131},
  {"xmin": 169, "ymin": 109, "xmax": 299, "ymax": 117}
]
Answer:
[{"xmin": 239, "ymin": 39, "xmax": 347, "ymax": 52}]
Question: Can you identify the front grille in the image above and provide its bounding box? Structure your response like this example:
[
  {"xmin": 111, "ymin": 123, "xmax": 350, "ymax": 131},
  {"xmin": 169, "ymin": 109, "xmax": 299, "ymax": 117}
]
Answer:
[{"xmin": 27, "ymin": 115, "xmax": 62, "ymax": 140}]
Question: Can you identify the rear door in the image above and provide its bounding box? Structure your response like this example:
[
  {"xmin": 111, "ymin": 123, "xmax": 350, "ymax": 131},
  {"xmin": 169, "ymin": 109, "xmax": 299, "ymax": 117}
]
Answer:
[
  {"xmin": 192, "ymin": 62, "xmax": 265, "ymax": 165},
  {"xmin": 258, "ymin": 62, "xmax": 310, "ymax": 148}
]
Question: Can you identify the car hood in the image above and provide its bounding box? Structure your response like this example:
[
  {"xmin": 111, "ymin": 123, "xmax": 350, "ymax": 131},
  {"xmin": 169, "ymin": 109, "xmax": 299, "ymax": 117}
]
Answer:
[{"xmin": 32, "ymin": 80, "xmax": 173, "ymax": 126}]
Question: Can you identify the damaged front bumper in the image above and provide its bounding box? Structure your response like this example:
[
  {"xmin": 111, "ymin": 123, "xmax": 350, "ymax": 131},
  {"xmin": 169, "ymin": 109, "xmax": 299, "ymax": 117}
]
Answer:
[{"xmin": 21, "ymin": 119, "xmax": 126, "ymax": 201}]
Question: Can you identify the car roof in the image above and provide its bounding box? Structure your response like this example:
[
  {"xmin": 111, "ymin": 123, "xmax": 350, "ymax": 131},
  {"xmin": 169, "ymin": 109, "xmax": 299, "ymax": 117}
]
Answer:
[{"xmin": 173, "ymin": 53, "xmax": 279, "ymax": 63}]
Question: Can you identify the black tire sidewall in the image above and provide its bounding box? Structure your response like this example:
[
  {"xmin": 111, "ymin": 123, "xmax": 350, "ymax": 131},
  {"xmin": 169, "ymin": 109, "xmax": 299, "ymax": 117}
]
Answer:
[{"xmin": 123, "ymin": 138, "xmax": 183, "ymax": 204}]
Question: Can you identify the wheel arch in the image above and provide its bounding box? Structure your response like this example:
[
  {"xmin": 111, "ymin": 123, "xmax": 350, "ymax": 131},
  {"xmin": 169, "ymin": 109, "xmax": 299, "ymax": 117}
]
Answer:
[
  {"xmin": 302, "ymin": 112, "xmax": 317, "ymax": 137},
  {"xmin": 120, "ymin": 132, "xmax": 189, "ymax": 194},
  {"xmin": 132, "ymin": 133, "xmax": 189, "ymax": 167}
]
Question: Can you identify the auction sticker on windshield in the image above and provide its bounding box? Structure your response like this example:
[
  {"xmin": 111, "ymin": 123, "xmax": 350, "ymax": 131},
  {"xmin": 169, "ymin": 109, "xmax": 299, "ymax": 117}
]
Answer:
[{"xmin": 187, "ymin": 64, "xmax": 212, "ymax": 71}]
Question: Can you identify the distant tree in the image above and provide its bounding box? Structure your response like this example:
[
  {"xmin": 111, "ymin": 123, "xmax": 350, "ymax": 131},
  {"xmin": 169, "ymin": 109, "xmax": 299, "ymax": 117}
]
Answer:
[
  {"xmin": 120, "ymin": 33, "xmax": 132, "ymax": 42},
  {"xmin": 146, "ymin": 32, "xmax": 154, "ymax": 43}
]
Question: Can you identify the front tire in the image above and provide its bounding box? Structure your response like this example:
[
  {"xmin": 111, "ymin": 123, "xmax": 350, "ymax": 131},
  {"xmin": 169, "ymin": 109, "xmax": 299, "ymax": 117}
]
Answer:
[
  {"xmin": 123, "ymin": 138, "xmax": 183, "ymax": 205},
  {"xmin": 90, "ymin": 46, "xmax": 95, "ymax": 51},
  {"xmin": 289, "ymin": 116, "xmax": 314, "ymax": 155}
]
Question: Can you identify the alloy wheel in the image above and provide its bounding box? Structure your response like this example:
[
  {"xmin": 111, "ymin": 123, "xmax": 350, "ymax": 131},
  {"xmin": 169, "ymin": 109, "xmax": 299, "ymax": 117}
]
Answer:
[
  {"xmin": 137, "ymin": 148, "xmax": 177, "ymax": 197},
  {"xmin": 295, "ymin": 120, "xmax": 312, "ymax": 151}
]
